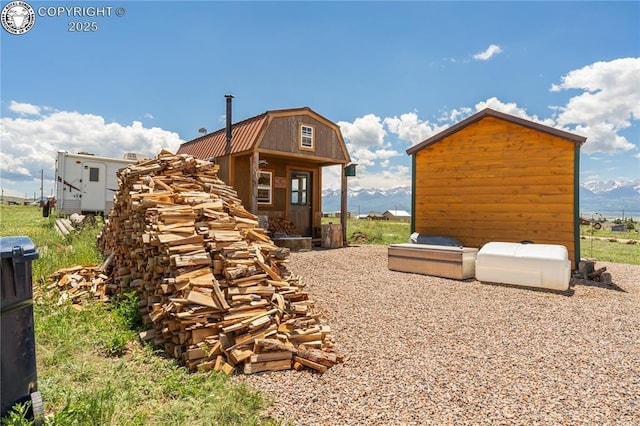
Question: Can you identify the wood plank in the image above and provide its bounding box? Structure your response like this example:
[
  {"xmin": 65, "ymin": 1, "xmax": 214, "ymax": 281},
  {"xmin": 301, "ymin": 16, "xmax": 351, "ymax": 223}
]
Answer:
[
  {"xmin": 186, "ymin": 290, "xmax": 222, "ymax": 309},
  {"xmin": 293, "ymin": 356, "xmax": 328, "ymax": 373},
  {"xmin": 250, "ymin": 351, "xmax": 293, "ymax": 363},
  {"xmin": 296, "ymin": 348, "xmax": 338, "ymax": 367},
  {"xmin": 243, "ymin": 359, "xmax": 292, "ymax": 374}
]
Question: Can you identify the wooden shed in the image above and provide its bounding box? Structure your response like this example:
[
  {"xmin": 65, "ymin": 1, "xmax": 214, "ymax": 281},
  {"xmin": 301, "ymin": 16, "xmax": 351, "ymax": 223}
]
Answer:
[
  {"xmin": 383, "ymin": 210, "xmax": 412, "ymax": 221},
  {"xmin": 406, "ymin": 108, "xmax": 586, "ymax": 267},
  {"xmin": 177, "ymin": 103, "xmax": 351, "ymax": 243}
]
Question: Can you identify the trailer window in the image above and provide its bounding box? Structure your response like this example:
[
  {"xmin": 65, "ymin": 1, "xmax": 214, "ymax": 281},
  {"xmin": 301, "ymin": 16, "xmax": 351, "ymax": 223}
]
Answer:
[{"xmin": 89, "ymin": 167, "xmax": 100, "ymax": 182}]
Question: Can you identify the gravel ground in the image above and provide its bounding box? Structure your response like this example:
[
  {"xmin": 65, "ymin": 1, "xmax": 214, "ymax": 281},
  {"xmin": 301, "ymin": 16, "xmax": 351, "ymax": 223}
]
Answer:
[{"xmin": 233, "ymin": 245, "xmax": 640, "ymax": 425}]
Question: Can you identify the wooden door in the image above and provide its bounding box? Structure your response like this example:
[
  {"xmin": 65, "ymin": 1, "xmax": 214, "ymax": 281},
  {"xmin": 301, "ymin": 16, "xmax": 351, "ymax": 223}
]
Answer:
[{"xmin": 288, "ymin": 170, "xmax": 312, "ymax": 236}]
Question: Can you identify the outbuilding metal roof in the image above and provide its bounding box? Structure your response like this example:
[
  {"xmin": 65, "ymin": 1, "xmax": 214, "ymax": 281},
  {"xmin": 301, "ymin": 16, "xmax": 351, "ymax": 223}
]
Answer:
[{"xmin": 178, "ymin": 113, "xmax": 268, "ymax": 159}]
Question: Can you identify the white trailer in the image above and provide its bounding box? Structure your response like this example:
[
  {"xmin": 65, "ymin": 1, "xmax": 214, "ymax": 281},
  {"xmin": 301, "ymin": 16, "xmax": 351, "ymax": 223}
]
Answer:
[{"xmin": 55, "ymin": 151, "xmax": 139, "ymax": 216}]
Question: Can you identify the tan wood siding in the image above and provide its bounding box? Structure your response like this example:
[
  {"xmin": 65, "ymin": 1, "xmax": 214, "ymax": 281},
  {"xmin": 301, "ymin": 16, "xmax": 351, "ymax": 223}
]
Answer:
[
  {"xmin": 216, "ymin": 156, "xmax": 231, "ymax": 186},
  {"xmin": 260, "ymin": 115, "xmax": 348, "ymax": 162},
  {"xmin": 413, "ymin": 117, "xmax": 577, "ymax": 264},
  {"xmin": 248, "ymin": 156, "xmax": 323, "ymax": 235},
  {"xmin": 232, "ymin": 155, "xmax": 251, "ymax": 206}
]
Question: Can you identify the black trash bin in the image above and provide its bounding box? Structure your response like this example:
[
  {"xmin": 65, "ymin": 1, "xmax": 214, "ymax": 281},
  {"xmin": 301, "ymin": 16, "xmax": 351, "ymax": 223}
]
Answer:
[{"xmin": 1, "ymin": 236, "xmax": 43, "ymax": 423}]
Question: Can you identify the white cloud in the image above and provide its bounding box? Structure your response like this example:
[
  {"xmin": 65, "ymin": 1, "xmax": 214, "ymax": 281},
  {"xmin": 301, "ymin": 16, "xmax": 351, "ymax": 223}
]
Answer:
[
  {"xmin": 473, "ymin": 44, "xmax": 503, "ymax": 61},
  {"xmin": 384, "ymin": 112, "xmax": 446, "ymax": 145},
  {"xmin": 550, "ymin": 57, "xmax": 640, "ymax": 154},
  {"xmin": 328, "ymin": 114, "xmax": 405, "ymax": 189},
  {"xmin": 442, "ymin": 107, "xmax": 473, "ymax": 123},
  {"xmin": 348, "ymin": 145, "xmax": 377, "ymax": 168},
  {"xmin": 471, "ymin": 97, "xmax": 557, "ymax": 127},
  {"xmin": 360, "ymin": 165, "xmax": 411, "ymax": 190},
  {"xmin": 9, "ymin": 101, "xmax": 41, "ymax": 116},
  {"xmin": 338, "ymin": 114, "xmax": 386, "ymax": 147},
  {"xmin": 0, "ymin": 104, "xmax": 184, "ymax": 195},
  {"xmin": 374, "ymin": 149, "xmax": 401, "ymax": 160},
  {"xmin": 337, "ymin": 114, "xmax": 399, "ymax": 189},
  {"xmin": 571, "ymin": 123, "xmax": 635, "ymax": 154},
  {"xmin": 144, "ymin": 113, "xmax": 154, "ymax": 119}
]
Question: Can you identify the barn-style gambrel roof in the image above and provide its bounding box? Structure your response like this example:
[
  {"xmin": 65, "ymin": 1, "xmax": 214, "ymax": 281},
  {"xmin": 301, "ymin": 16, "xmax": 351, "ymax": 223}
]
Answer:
[{"xmin": 178, "ymin": 107, "xmax": 350, "ymax": 163}]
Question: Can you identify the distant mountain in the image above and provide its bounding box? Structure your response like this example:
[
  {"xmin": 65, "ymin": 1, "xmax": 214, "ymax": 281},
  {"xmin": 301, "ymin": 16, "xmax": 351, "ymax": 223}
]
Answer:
[
  {"xmin": 579, "ymin": 179, "xmax": 640, "ymax": 216},
  {"xmin": 321, "ymin": 186, "xmax": 412, "ymax": 214},
  {"xmin": 322, "ymin": 180, "xmax": 640, "ymax": 217},
  {"xmin": 582, "ymin": 179, "xmax": 640, "ymax": 194}
]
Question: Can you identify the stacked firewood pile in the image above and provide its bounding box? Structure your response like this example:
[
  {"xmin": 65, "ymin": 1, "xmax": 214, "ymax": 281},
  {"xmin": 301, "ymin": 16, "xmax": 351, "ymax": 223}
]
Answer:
[
  {"xmin": 41, "ymin": 264, "xmax": 113, "ymax": 306},
  {"xmin": 268, "ymin": 217, "xmax": 300, "ymax": 236},
  {"xmin": 99, "ymin": 150, "xmax": 340, "ymax": 374}
]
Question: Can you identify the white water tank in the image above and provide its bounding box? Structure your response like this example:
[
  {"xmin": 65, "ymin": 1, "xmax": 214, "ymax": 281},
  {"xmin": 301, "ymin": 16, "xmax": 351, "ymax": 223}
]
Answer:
[{"xmin": 475, "ymin": 242, "xmax": 571, "ymax": 291}]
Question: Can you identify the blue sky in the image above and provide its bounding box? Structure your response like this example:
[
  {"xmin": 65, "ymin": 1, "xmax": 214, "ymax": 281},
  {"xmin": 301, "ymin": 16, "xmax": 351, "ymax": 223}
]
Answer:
[{"xmin": 1, "ymin": 1, "xmax": 639, "ymax": 200}]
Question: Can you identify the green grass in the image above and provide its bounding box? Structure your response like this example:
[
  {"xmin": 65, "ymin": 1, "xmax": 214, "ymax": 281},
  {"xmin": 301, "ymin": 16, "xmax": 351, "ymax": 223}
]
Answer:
[
  {"xmin": 0, "ymin": 206, "xmax": 103, "ymax": 283},
  {"xmin": 579, "ymin": 224, "xmax": 639, "ymax": 241},
  {"xmin": 325, "ymin": 217, "xmax": 640, "ymax": 265},
  {"xmin": 324, "ymin": 217, "xmax": 411, "ymax": 245},
  {"xmin": 0, "ymin": 206, "xmax": 277, "ymax": 426},
  {"xmin": 579, "ymin": 224, "xmax": 640, "ymax": 264}
]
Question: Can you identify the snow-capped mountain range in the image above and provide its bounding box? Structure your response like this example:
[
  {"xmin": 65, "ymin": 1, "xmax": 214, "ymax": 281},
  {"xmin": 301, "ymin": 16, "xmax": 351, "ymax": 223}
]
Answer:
[
  {"xmin": 322, "ymin": 179, "xmax": 640, "ymax": 217},
  {"xmin": 580, "ymin": 179, "xmax": 640, "ymax": 216},
  {"xmin": 322, "ymin": 186, "xmax": 412, "ymax": 215}
]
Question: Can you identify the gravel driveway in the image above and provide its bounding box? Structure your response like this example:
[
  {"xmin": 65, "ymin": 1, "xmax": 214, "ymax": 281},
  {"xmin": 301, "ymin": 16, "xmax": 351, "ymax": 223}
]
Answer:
[{"xmin": 234, "ymin": 245, "xmax": 640, "ymax": 425}]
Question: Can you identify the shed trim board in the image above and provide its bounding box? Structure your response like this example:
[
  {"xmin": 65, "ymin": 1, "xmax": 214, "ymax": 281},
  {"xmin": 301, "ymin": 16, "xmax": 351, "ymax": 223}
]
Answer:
[
  {"xmin": 177, "ymin": 106, "xmax": 351, "ymax": 242},
  {"xmin": 410, "ymin": 154, "xmax": 416, "ymax": 233},
  {"xmin": 407, "ymin": 108, "xmax": 586, "ymax": 268},
  {"xmin": 573, "ymin": 144, "xmax": 581, "ymax": 263}
]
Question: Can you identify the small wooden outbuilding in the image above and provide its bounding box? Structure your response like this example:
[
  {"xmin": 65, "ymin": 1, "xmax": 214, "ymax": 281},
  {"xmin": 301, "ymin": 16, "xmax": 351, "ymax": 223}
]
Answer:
[
  {"xmin": 177, "ymin": 105, "xmax": 351, "ymax": 242},
  {"xmin": 383, "ymin": 210, "xmax": 412, "ymax": 221},
  {"xmin": 406, "ymin": 108, "xmax": 586, "ymax": 267}
]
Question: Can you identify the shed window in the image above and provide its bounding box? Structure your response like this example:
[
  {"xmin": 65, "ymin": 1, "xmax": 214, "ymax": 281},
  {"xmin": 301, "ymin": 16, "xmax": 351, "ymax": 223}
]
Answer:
[
  {"xmin": 89, "ymin": 167, "xmax": 100, "ymax": 182},
  {"xmin": 257, "ymin": 170, "xmax": 273, "ymax": 205},
  {"xmin": 300, "ymin": 125, "xmax": 314, "ymax": 150}
]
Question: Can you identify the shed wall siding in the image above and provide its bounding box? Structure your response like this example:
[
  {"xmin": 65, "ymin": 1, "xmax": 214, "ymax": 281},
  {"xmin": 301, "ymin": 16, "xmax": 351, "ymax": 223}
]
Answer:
[
  {"xmin": 232, "ymin": 155, "xmax": 251, "ymax": 206},
  {"xmin": 413, "ymin": 117, "xmax": 577, "ymax": 264},
  {"xmin": 217, "ymin": 156, "xmax": 231, "ymax": 187},
  {"xmin": 260, "ymin": 115, "xmax": 348, "ymax": 162}
]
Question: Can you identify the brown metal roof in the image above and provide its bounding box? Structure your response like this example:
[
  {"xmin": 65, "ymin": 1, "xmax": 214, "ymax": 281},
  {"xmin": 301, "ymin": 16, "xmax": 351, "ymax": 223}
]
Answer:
[
  {"xmin": 177, "ymin": 112, "xmax": 268, "ymax": 159},
  {"xmin": 406, "ymin": 108, "xmax": 587, "ymax": 156}
]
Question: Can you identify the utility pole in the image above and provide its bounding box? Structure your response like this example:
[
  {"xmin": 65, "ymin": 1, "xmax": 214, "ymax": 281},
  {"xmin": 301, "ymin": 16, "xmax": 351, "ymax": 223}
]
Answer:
[{"xmin": 40, "ymin": 169, "xmax": 44, "ymax": 204}]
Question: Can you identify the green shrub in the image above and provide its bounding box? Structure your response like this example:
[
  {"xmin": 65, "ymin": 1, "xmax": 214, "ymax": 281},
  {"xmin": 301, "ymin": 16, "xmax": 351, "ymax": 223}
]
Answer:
[
  {"xmin": 0, "ymin": 401, "xmax": 33, "ymax": 426},
  {"xmin": 113, "ymin": 292, "xmax": 143, "ymax": 331}
]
